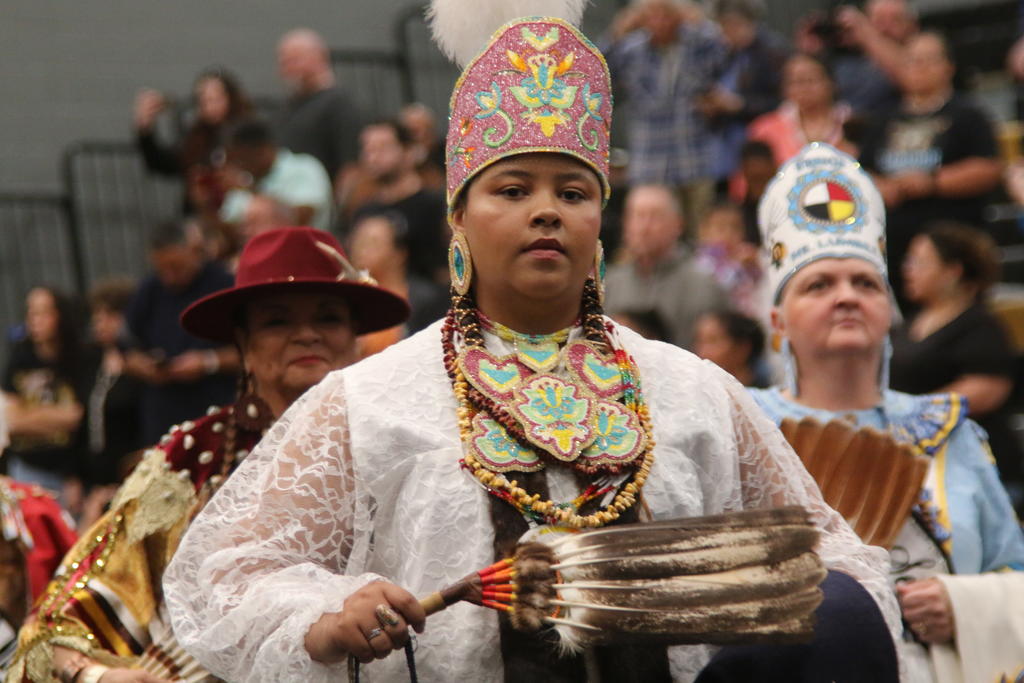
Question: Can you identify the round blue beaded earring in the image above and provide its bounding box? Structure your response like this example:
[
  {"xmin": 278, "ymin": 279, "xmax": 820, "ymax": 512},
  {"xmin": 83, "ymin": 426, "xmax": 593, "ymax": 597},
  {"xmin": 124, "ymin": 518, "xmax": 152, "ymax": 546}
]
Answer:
[{"xmin": 449, "ymin": 231, "xmax": 473, "ymax": 296}]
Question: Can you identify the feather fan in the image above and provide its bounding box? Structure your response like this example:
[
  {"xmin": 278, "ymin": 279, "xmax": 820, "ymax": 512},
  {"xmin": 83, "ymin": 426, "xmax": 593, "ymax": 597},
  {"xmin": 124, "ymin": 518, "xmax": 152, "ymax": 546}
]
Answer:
[
  {"xmin": 136, "ymin": 605, "xmax": 210, "ymax": 682},
  {"xmin": 778, "ymin": 416, "xmax": 930, "ymax": 548},
  {"xmin": 419, "ymin": 506, "xmax": 826, "ymax": 652},
  {"xmin": 427, "ymin": 0, "xmax": 588, "ymax": 67}
]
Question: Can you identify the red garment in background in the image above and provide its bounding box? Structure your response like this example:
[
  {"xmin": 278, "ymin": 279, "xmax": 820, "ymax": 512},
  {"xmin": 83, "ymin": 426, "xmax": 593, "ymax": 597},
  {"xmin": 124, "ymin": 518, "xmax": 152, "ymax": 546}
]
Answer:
[{"xmin": 6, "ymin": 480, "xmax": 77, "ymax": 600}]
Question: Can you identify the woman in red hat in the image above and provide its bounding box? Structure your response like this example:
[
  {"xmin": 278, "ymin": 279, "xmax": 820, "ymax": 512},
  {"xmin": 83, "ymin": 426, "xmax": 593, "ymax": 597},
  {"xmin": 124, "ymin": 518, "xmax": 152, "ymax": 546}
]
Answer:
[{"xmin": 6, "ymin": 227, "xmax": 409, "ymax": 683}]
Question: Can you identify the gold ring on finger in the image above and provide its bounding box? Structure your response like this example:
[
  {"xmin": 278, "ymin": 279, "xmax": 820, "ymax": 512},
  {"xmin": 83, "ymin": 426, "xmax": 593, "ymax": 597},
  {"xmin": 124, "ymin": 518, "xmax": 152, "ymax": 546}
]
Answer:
[{"xmin": 375, "ymin": 604, "xmax": 401, "ymax": 628}]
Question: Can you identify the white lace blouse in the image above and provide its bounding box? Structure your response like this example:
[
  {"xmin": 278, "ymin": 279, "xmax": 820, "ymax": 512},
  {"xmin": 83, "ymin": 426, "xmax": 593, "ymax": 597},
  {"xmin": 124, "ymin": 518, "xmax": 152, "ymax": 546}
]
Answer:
[{"xmin": 163, "ymin": 321, "xmax": 899, "ymax": 682}]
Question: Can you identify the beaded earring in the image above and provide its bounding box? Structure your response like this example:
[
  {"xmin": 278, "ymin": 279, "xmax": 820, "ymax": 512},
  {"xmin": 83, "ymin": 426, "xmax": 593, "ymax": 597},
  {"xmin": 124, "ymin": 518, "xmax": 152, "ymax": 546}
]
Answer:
[
  {"xmin": 781, "ymin": 337, "xmax": 799, "ymax": 397},
  {"xmin": 592, "ymin": 239, "xmax": 606, "ymax": 305},
  {"xmin": 449, "ymin": 231, "xmax": 473, "ymax": 296},
  {"xmin": 235, "ymin": 372, "xmax": 272, "ymax": 432},
  {"xmin": 879, "ymin": 335, "xmax": 892, "ymax": 391}
]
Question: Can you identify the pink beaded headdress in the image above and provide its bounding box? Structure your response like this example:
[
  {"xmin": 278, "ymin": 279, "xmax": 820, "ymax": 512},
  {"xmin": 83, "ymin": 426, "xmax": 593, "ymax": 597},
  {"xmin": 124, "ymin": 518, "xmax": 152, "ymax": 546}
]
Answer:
[{"xmin": 433, "ymin": 4, "xmax": 613, "ymax": 210}]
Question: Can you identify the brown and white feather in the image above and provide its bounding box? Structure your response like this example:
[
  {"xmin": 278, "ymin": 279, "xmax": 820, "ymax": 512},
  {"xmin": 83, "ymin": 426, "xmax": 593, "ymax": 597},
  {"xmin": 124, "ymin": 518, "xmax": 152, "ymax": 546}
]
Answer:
[{"xmin": 779, "ymin": 416, "xmax": 929, "ymax": 548}]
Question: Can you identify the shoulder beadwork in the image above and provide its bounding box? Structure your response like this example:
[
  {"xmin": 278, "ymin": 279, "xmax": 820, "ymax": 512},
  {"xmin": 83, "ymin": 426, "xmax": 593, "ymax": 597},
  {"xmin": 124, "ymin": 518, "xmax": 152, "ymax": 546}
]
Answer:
[
  {"xmin": 157, "ymin": 404, "xmax": 262, "ymax": 490},
  {"xmin": 884, "ymin": 391, "xmax": 967, "ymax": 456}
]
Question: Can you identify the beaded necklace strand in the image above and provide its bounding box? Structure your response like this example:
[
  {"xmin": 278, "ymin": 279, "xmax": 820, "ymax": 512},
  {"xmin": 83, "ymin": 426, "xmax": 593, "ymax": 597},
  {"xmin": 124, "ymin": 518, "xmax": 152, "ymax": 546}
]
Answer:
[
  {"xmin": 477, "ymin": 310, "xmax": 572, "ymax": 346},
  {"xmin": 444, "ymin": 284, "xmax": 657, "ymax": 528}
]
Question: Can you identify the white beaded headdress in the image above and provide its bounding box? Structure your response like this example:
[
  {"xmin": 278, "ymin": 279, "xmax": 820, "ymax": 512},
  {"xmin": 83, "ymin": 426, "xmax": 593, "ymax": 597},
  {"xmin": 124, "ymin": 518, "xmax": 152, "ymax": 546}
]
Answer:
[
  {"xmin": 759, "ymin": 142, "xmax": 887, "ymax": 304},
  {"xmin": 759, "ymin": 143, "xmax": 893, "ymax": 393}
]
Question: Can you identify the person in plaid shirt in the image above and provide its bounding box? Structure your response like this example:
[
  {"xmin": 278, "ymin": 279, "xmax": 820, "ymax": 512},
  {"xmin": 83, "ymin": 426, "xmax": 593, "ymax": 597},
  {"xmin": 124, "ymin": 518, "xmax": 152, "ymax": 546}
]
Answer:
[{"xmin": 603, "ymin": 0, "xmax": 726, "ymax": 233}]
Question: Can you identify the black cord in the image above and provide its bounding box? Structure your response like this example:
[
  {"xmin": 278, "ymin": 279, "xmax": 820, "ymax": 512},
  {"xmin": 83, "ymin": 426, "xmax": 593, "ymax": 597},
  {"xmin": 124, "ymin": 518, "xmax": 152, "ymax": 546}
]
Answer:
[
  {"xmin": 348, "ymin": 639, "xmax": 418, "ymax": 682},
  {"xmin": 404, "ymin": 638, "xmax": 419, "ymax": 683}
]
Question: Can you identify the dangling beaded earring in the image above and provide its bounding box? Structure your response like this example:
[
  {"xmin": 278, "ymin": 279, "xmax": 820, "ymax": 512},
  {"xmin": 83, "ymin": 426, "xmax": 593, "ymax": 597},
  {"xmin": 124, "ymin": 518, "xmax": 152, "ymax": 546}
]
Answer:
[
  {"xmin": 235, "ymin": 372, "xmax": 272, "ymax": 432},
  {"xmin": 592, "ymin": 239, "xmax": 606, "ymax": 305},
  {"xmin": 781, "ymin": 337, "xmax": 799, "ymax": 397},
  {"xmin": 449, "ymin": 230, "xmax": 473, "ymax": 296},
  {"xmin": 878, "ymin": 335, "xmax": 893, "ymax": 392}
]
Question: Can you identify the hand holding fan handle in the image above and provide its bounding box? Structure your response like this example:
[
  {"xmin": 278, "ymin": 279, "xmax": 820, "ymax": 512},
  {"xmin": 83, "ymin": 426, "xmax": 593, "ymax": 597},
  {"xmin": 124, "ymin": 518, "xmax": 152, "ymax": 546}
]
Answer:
[
  {"xmin": 420, "ymin": 592, "xmax": 447, "ymax": 616},
  {"xmin": 419, "ymin": 558, "xmax": 508, "ymax": 615}
]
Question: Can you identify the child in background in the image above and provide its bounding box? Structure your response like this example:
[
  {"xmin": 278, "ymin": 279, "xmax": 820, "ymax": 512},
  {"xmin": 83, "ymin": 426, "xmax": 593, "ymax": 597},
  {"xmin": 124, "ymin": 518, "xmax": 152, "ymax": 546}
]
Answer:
[
  {"xmin": 693, "ymin": 308, "xmax": 769, "ymax": 388},
  {"xmin": 735, "ymin": 140, "xmax": 777, "ymax": 244},
  {"xmin": 695, "ymin": 202, "xmax": 763, "ymax": 317}
]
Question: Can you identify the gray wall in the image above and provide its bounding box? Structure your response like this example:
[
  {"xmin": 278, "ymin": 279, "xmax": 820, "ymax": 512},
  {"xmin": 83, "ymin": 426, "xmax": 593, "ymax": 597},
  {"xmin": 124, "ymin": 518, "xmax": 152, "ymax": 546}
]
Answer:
[
  {"xmin": 0, "ymin": 0, "xmax": 421, "ymax": 193},
  {"xmin": 0, "ymin": 1, "xmax": 631, "ymax": 195}
]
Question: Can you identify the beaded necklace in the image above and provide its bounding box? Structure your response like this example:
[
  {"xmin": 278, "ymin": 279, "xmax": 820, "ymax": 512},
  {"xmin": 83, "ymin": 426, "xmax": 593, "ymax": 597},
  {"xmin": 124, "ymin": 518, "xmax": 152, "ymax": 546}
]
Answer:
[
  {"xmin": 477, "ymin": 310, "xmax": 572, "ymax": 346},
  {"xmin": 476, "ymin": 310, "xmax": 571, "ymax": 373},
  {"xmin": 443, "ymin": 283, "xmax": 656, "ymax": 529}
]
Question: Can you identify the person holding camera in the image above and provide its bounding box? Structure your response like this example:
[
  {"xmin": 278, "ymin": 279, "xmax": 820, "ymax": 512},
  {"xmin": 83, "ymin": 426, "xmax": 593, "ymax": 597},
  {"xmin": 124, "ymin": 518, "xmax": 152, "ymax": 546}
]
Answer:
[
  {"xmin": 133, "ymin": 68, "xmax": 253, "ymax": 215},
  {"xmin": 795, "ymin": 0, "xmax": 917, "ymax": 119},
  {"xmin": 603, "ymin": 0, "xmax": 727, "ymax": 235}
]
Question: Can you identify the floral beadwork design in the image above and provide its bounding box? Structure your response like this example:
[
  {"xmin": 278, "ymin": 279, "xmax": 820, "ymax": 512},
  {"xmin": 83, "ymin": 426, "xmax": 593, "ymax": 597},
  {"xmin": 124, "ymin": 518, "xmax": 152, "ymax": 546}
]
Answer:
[
  {"xmin": 443, "ymin": 284, "xmax": 655, "ymax": 529},
  {"xmin": 576, "ymin": 83, "xmax": 605, "ymax": 151},
  {"xmin": 581, "ymin": 401, "xmax": 646, "ymax": 467},
  {"xmin": 445, "ymin": 18, "xmax": 613, "ymax": 206},
  {"xmin": 511, "ymin": 374, "xmax": 596, "ymax": 461},
  {"xmin": 474, "ymin": 81, "xmax": 514, "ymax": 147},
  {"xmin": 460, "ymin": 348, "xmax": 530, "ymax": 402},
  {"xmin": 567, "ymin": 341, "xmax": 624, "ymax": 399},
  {"xmin": 507, "ymin": 44, "xmax": 578, "ymax": 138},
  {"xmin": 470, "ymin": 414, "xmax": 542, "ymax": 472},
  {"xmin": 521, "ymin": 25, "xmax": 559, "ymax": 51},
  {"xmin": 448, "ymin": 117, "xmax": 476, "ymax": 169}
]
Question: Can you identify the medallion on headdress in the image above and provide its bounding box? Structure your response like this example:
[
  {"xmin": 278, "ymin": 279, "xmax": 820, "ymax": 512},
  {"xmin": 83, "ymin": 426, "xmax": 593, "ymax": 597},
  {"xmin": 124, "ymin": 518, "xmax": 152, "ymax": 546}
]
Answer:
[
  {"xmin": 758, "ymin": 143, "xmax": 888, "ymax": 302},
  {"xmin": 787, "ymin": 171, "xmax": 865, "ymax": 234}
]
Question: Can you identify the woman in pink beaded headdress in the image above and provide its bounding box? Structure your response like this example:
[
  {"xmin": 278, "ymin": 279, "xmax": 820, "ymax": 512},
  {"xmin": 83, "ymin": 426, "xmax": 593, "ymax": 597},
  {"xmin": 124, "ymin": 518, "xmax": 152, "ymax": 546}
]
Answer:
[{"xmin": 164, "ymin": 4, "xmax": 904, "ymax": 682}]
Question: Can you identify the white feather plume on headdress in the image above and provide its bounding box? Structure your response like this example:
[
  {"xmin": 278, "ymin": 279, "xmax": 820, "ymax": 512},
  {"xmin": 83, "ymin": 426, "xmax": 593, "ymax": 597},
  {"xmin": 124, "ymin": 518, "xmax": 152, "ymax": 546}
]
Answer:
[{"xmin": 427, "ymin": 0, "xmax": 588, "ymax": 67}]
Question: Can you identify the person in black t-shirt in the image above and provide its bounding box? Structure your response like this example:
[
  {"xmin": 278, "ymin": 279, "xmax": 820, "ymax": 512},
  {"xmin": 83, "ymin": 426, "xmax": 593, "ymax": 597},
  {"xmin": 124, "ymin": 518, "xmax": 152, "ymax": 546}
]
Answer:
[
  {"xmin": 276, "ymin": 28, "xmax": 361, "ymax": 185},
  {"xmin": 2, "ymin": 286, "xmax": 90, "ymax": 502},
  {"xmin": 859, "ymin": 31, "xmax": 1002, "ymax": 310},
  {"xmin": 123, "ymin": 222, "xmax": 240, "ymax": 445},
  {"xmin": 891, "ymin": 223, "xmax": 1023, "ymax": 512}
]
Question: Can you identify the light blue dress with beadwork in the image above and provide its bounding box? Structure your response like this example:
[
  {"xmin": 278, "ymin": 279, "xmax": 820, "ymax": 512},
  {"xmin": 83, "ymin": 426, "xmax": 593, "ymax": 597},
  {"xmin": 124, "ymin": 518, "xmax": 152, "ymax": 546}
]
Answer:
[{"xmin": 749, "ymin": 387, "xmax": 1024, "ymax": 576}]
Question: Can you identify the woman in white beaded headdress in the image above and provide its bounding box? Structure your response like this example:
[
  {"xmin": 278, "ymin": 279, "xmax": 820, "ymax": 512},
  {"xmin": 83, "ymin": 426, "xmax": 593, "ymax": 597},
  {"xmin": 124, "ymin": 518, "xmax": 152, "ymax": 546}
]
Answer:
[
  {"xmin": 164, "ymin": 7, "xmax": 903, "ymax": 683},
  {"xmin": 749, "ymin": 142, "xmax": 1024, "ymax": 683}
]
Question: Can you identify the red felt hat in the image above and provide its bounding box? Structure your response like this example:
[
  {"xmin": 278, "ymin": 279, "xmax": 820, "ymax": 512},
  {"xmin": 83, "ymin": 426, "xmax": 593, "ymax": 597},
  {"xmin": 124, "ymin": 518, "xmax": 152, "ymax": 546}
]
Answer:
[{"xmin": 181, "ymin": 227, "xmax": 411, "ymax": 343}]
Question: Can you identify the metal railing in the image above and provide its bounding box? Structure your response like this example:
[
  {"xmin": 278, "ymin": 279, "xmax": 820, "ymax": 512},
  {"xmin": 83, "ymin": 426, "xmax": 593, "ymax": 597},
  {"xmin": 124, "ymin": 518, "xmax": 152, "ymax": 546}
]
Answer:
[
  {"xmin": 330, "ymin": 47, "xmax": 410, "ymax": 121},
  {"xmin": 0, "ymin": 193, "xmax": 80, "ymax": 342},
  {"xmin": 392, "ymin": 4, "xmax": 460, "ymax": 121},
  {"xmin": 62, "ymin": 141, "xmax": 182, "ymax": 286}
]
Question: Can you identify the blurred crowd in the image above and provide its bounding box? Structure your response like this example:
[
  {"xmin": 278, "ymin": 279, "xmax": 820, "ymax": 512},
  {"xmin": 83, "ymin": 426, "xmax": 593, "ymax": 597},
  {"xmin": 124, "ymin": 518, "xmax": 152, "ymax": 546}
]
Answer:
[{"xmin": 2, "ymin": 0, "xmax": 1024, "ymax": 532}]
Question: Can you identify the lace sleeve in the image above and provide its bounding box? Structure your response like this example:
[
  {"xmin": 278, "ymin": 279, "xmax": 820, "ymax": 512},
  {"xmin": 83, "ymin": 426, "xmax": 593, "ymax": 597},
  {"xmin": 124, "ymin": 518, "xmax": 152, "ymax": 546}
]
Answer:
[
  {"xmin": 164, "ymin": 375, "xmax": 381, "ymax": 682},
  {"xmin": 720, "ymin": 370, "xmax": 902, "ymax": 636}
]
